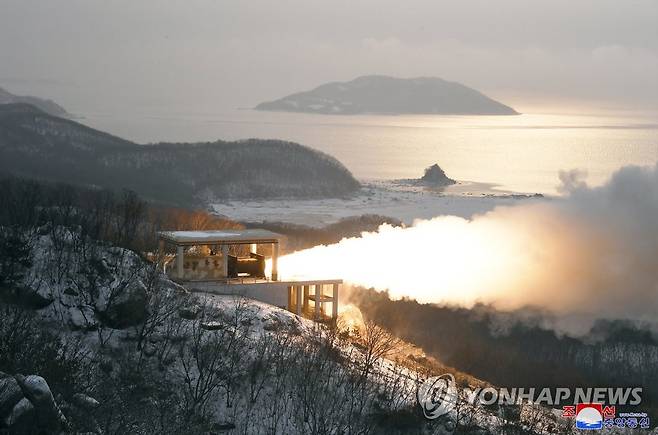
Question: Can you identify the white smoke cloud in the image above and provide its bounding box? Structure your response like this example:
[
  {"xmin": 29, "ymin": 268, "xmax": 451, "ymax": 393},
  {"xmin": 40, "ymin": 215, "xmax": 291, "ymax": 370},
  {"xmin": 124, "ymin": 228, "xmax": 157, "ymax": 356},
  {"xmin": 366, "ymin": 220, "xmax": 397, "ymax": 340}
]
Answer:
[
  {"xmin": 278, "ymin": 164, "xmax": 658, "ymax": 334},
  {"xmin": 557, "ymin": 169, "xmax": 588, "ymax": 194}
]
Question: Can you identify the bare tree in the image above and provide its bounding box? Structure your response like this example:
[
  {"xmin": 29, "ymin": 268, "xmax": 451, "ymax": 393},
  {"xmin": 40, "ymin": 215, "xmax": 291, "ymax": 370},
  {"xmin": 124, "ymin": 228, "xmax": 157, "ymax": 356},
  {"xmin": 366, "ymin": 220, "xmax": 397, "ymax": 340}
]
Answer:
[
  {"xmin": 133, "ymin": 259, "xmax": 185, "ymax": 355},
  {"xmin": 177, "ymin": 297, "xmax": 253, "ymax": 419},
  {"xmin": 359, "ymin": 320, "xmax": 404, "ymax": 382},
  {"xmin": 177, "ymin": 309, "xmax": 224, "ymax": 417}
]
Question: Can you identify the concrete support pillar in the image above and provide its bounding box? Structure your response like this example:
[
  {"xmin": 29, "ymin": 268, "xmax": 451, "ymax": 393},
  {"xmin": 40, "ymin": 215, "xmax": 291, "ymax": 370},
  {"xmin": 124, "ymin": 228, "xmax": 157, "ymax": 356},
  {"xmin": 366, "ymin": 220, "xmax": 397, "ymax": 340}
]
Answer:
[
  {"xmin": 332, "ymin": 283, "xmax": 339, "ymax": 319},
  {"xmin": 271, "ymin": 242, "xmax": 279, "ymax": 281},
  {"xmin": 287, "ymin": 286, "xmax": 293, "ymax": 311},
  {"xmin": 250, "ymin": 243, "xmax": 257, "ymax": 254},
  {"xmin": 158, "ymin": 239, "xmax": 165, "ymax": 272},
  {"xmin": 176, "ymin": 245, "xmax": 184, "ymax": 279},
  {"xmin": 315, "ymin": 284, "xmax": 322, "ymax": 319},
  {"xmin": 303, "ymin": 285, "xmax": 310, "ymax": 312},
  {"xmin": 320, "ymin": 284, "xmax": 325, "ymax": 316},
  {"xmin": 296, "ymin": 285, "xmax": 302, "ymax": 316},
  {"xmin": 222, "ymin": 245, "xmax": 229, "ymax": 278}
]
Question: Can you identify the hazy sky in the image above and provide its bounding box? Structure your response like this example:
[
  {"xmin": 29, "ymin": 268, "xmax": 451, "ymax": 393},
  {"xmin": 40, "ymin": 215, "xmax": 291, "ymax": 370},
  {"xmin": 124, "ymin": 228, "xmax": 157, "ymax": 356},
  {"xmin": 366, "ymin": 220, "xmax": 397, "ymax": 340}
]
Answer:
[{"xmin": 1, "ymin": 0, "xmax": 657, "ymax": 114}]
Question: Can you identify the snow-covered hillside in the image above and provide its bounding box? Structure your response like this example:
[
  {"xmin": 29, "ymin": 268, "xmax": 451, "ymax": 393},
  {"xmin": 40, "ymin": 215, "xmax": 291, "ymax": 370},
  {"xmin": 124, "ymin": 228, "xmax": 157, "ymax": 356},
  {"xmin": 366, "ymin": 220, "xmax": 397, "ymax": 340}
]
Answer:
[{"xmin": 2, "ymin": 228, "xmax": 652, "ymax": 433}]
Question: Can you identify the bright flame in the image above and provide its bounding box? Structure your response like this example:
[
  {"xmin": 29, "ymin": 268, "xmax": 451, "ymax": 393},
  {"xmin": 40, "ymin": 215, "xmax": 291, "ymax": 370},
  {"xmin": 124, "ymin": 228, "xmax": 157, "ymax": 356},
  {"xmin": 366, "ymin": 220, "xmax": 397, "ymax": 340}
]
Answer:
[
  {"xmin": 336, "ymin": 303, "xmax": 366, "ymax": 334},
  {"xmin": 276, "ymin": 216, "xmax": 526, "ymax": 308},
  {"xmin": 266, "ymin": 164, "xmax": 658, "ymax": 334}
]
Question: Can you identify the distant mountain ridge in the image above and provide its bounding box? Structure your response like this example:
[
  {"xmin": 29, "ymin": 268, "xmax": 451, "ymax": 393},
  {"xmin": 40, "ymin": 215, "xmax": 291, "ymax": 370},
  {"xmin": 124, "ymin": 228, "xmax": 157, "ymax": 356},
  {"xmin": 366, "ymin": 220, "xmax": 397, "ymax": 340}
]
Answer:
[
  {"xmin": 256, "ymin": 75, "xmax": 518, "ymax": 115},
  {"xmin": 0, "ymin": 86, "xmax": 70, "ymax": 117},
  {"xmin": 0, "ymin": 104, "xmax": 360, "ymax": 205}
]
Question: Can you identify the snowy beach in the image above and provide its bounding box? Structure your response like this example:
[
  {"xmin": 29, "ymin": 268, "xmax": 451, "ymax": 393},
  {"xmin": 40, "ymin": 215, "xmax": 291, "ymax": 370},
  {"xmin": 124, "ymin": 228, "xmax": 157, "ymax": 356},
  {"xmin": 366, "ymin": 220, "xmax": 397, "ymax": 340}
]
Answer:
[{"xmin": 212, "ymin": 180, "xmax": 546, "ymax": 226}]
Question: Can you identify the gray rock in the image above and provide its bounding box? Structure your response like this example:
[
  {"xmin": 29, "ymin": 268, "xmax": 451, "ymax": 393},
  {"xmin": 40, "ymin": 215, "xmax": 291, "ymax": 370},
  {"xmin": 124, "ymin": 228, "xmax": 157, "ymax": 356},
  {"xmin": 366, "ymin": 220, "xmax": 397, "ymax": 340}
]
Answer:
[
  {"xmin": 443, "ymin": 418, "xmax": 456, "ymax": 432},
  {"xmin": 420, "ymin": 164, "xmax": 456, "ymax": 187},
  {"xmin": 179, "ymin": 304, "xmax": 201, "ymax": 320},
  {"xmin": 69, "ymin": 306, "xmax": 98, "ymax": 331},
  {"xmin": 67, "ymin": 394, "xmax": 102, "ymax": 434},
  {"xmin": 98, "ymin": 281, "xmax": 148, "ymax": 328},
  {"xmin": 143, "ymin": 344, "xmax": 157, "ymax": 357},
  {"xmin": 0, "ymin": 376, "xmax": 24, "ymax": 420},
  {"xmin": 200, "ymin": 321, "xmax": 224, "ymax": 331},
  {"xmin": 3, "ymin": 397, "xmax": 34, "ymax": 428},
  {"xmin": 263, "ymin": 319, "xmax": 281, "ymax": 331},
  {"xmin": 63, "ymin": 287, "xmax": 78, "ymax": 296},
  {"xmin": 71, "ymin": 393, "xmax": 100, "ymax": 410},
  {"xmin": 19, "ymin": 284, "xmax": 54, "ymax": 308},
  {"xmin": 212, "ymin": 421, "xmax": 236, "ymax": 431},
  {"xmin": 15, "ymin": 374, "xmax": 67, "ymax": 431}
]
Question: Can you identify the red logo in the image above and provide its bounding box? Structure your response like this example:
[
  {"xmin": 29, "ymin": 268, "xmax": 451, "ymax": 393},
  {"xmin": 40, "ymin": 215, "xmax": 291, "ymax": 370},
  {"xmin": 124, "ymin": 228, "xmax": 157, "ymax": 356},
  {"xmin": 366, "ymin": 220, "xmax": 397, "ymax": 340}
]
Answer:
[
  {"xmin": 576, "ymin": 403, "xmax": 603, "ymax": 430},
  {"xmin": 562, "ymin": 405, "xmax": 576, "ymax": 418},
  {"xmin": 562, "ymin": 404, "xmax": 617, "ymax": 420}
]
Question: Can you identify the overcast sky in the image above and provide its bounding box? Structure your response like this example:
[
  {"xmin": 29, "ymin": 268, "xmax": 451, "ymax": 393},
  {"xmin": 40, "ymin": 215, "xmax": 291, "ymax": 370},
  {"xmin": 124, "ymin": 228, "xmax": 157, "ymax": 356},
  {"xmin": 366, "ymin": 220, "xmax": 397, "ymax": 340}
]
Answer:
[{"xmin": 1, "ymin": 0, "xmax": 657, "ymax": 114}]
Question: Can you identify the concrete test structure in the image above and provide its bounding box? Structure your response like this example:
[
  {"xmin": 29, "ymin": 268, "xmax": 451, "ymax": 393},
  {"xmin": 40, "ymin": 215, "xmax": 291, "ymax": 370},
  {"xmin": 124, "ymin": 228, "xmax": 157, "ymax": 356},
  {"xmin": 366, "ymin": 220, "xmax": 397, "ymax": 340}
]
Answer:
[{"xmin": 158, "ymin": 230, "xmax": 341, "ymax": 321}]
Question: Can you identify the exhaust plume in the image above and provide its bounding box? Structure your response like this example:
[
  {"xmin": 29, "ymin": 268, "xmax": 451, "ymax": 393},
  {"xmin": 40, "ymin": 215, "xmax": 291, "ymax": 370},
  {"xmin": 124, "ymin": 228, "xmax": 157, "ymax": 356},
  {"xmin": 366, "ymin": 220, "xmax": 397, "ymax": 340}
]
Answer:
[{"xmin": 277, "ymin": 164, "xmax": 658, "ymax": 333}]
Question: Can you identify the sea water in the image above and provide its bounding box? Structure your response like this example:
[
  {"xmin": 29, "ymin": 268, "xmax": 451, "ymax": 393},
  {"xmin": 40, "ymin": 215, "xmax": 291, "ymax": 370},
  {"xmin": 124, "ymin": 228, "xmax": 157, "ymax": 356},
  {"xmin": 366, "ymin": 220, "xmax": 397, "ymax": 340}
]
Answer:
[{"xmin": 82, "ymin": 108, "xmax": 658, "ymax": 195}]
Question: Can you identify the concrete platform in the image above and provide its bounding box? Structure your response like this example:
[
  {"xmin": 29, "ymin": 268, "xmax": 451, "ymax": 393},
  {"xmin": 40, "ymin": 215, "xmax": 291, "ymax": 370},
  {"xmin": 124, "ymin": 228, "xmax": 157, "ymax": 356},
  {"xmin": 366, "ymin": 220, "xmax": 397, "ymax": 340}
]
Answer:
[{"xmin": 186, "ymin": 279, "xmax": 342, "ymax": 320}]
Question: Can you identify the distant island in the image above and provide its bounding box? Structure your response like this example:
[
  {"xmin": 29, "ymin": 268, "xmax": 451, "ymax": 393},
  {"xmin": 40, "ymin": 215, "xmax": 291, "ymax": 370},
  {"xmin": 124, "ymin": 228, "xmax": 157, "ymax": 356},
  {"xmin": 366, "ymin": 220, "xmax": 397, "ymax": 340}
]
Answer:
[
  {"xmin": 0, "ymin": 86, "xmax": 70, "ymax": 118},
  {"xmin": 255, "ymin": 75, "xmax": 518, "ymax": 115},
  {"xmin": 0, "ymin": 104, "xmax": 360, "ymax": 206}
]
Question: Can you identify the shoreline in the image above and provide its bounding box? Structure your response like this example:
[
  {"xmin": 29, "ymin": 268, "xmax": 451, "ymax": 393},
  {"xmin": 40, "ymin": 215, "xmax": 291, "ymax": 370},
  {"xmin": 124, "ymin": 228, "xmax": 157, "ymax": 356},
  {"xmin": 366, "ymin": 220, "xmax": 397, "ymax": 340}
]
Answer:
[{"xmin": 211, "ymin": 179, "xmax": 547, "ymax": 227}]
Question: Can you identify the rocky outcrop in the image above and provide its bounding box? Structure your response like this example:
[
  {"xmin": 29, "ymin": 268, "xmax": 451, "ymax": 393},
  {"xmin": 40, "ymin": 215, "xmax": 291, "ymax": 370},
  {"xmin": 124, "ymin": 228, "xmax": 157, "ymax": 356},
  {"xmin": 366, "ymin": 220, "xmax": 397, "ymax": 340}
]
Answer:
[
  {"xmin": 0, "ymin": 372, "xmax": 103, "ymax": 434},
  {"xmin": 96, "ymin": 281, "xmax": 148, "ymax": 329},
  {"xmin": 0, "ymin": 375, "xmax": 23, "ymax": 419},
  {"xmin": 20, "ymin": 233, "xmax": 170, "ymax": 331},
  {"xmin": 419, "ymin": 164, "xmax": 456, "ymax": 187},
  {"xmin": 19, "ymin": 284, "xmax": 55, "ymax": 309},
  {"xmin": 63, "ymin": 393, "xmax": 102, "ymax": 434},
  {"xmin": 0, "ymin": 373, "xmax": 68, "ymax": 433}
]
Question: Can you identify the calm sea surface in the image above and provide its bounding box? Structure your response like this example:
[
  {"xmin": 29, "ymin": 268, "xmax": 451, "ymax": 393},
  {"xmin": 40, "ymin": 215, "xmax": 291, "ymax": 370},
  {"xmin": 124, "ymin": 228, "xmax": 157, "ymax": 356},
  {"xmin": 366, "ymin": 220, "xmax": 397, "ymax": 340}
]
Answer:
[{"xmin": 82, "ymin": 109, "xmax": 658, "ymax": 195}]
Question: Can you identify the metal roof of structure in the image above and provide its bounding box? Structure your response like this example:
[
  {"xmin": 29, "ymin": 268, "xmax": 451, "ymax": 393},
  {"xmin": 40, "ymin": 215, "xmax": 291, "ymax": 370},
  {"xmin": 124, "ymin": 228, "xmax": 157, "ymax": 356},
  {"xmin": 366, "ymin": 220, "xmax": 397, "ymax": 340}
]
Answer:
[{"xmin": 158, "ymin": 229, "xmax": 282, "ymax": 245}]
